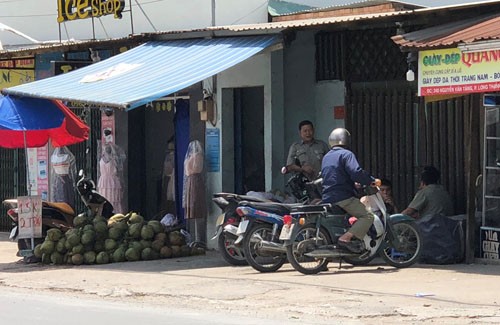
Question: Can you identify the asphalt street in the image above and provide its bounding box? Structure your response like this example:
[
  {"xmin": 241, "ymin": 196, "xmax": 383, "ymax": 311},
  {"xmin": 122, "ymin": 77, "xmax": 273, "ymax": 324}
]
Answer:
[{"xmin": 1, "ymin": 232, "xmax": 500, "ymax": 324}]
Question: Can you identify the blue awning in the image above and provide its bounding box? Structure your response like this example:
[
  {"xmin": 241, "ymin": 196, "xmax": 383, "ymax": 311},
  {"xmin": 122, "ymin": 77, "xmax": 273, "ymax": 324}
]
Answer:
[{"xmin": 2, "ymin": 35, "xmax": 278, "ymax": 110}]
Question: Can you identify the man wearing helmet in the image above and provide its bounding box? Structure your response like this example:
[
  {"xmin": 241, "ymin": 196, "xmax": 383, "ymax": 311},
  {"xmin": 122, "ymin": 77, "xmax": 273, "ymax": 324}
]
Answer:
[
  {"xmin": 286, "ymin": 120, "xmax": 330, "ymax": 181},
  {"xmin": 322, "ymin": 128, "xmax": 380, "ymax": 253}
]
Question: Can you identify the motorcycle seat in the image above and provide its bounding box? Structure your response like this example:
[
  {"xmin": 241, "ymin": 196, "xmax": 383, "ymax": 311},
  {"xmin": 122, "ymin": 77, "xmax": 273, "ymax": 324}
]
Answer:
[
  {"xmin": 239, "ymin": 201, "xmax": 301, "ymax": 215},
  {"xmin": 291, "ymin": 203, "xmax": 331, "ymax": 214},
  {"xmin": 44, "ymin": 202, "xmax": 75, "ymax": 216}
]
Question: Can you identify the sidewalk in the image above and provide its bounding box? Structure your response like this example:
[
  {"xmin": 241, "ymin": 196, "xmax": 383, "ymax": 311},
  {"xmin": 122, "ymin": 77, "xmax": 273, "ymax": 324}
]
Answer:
[{"xmin": 1, "ymin": 232, "xmax": 500, "ymax": 324}]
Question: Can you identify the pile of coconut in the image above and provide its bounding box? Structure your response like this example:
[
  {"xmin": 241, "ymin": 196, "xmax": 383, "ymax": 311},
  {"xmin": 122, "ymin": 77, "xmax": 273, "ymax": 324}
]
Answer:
[{"xmin": 34, "ymin": 212, "xmax": 204, "ymax": 265}]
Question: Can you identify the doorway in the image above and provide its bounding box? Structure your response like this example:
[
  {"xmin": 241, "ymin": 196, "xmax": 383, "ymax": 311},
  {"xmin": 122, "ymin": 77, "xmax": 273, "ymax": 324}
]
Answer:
[{"xmin": 233, "ymin": 87, "xmax": 265, "ymax": 194}]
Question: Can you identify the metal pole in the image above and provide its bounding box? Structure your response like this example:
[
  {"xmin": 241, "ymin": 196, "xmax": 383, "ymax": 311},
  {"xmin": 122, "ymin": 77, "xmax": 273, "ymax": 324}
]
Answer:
[
  {"xmin": 211, "ymin": 0, "xmax": 216, "ymax": 26},
  {"xmin": 129, "ymin": 0, "xmax": 134, "ymax": 35}
]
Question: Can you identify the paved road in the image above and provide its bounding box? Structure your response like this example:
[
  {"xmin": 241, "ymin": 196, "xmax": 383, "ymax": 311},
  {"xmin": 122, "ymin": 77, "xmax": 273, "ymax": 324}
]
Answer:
[{"xmin": 1, "ymin": 233, "xmax": 500, "ymax": 324}]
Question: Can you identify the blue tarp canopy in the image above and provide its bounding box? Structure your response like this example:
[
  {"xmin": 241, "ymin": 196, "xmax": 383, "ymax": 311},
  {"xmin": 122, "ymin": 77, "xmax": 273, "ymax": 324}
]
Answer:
[{"xmin": 2, "ymin": 35, "xmax": 278, "ymax": 110}]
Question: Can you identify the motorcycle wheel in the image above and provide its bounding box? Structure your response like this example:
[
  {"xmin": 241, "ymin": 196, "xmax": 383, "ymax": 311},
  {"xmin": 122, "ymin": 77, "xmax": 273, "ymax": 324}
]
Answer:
[
  {"xmin": 218, "ymin": 231, "xmax": 248, "ymax": 266},
  {"xmin": 286, "ymin": 224, "xmax": 330, "ymax": 275},
  {"xmin": 380, "ymin": 220, "xmax": 422, "ymax": 268},
  {"xmin": 243, "ymin": 223, "xmax": 286, "ymax": 273}
]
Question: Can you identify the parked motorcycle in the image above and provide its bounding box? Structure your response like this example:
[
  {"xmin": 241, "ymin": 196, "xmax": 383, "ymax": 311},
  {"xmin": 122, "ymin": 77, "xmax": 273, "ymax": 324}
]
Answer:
[
  {"xmin": 234, "ymin": 166, "xmax": 324, "ymax": 272},
  {"xmin": 2, "ymin": 168, "xmax": 114, "ymax": 256},
  {"xmin": 211, "ymin": 192, "xmax": 268, "ymax": 266},
  {"xmin": 281, "ymin": 186, "xmax": 422, "ymax": 274}
]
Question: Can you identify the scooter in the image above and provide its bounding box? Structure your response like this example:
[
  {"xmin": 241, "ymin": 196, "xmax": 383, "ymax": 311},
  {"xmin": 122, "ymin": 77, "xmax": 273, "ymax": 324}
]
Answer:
[
  {"xmin": 211, "ymin": 192, "xmax": 269, "ymax": 266},
  {"xmin": 233, "ymin": 166, "xmax": 323, "ymax": 272},
  {"xmin": 281, "ymin": 186, "xmax": 423, "ymax": 274},
  {"xmin": 2, "ymin": 168, "xmax": 114, "ymax": 257}
]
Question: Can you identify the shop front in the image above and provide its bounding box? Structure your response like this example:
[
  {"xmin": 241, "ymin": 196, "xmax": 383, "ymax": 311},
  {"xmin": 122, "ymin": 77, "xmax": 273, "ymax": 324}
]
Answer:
[{"xmin": 392, "ymin": 15, "xmax": 500, "ymax": 262}]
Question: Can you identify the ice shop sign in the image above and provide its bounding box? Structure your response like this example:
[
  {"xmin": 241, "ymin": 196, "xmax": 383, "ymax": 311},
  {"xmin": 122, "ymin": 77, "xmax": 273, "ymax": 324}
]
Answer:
[{"xmin": 57, "ymin": 0, "xmax": 125, "ymax": 23}]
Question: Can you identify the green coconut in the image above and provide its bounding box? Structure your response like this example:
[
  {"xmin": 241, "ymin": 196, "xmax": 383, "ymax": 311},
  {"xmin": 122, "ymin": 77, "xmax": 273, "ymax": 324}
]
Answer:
[
  {"xmin": 169, "ymin": 231, "xmax": 184, "ymax": 246},
  {"xmin": 160, "ymin": 246, "xmax": 172, "ymax": 258},
  {"xmin": 83, "ymin": 251, "xmax": 96, "ymax": 264},
  {"xmin": 141, "ymin": 225, "xmax": 155, "ymax": 240},
  {"xmin": 128, "ymin": 212, "xmax": 144, "ymax": 225},
  {"xmin": 93, "ymin": 215, "xmax": 107, "ymax": 225},
  {"xmin": 66, "ymin": 233, "xmax": 81, "ymax": 247},
  {"xmin": 46, "ymin": 228, "xmax": 62, "ymax": 241},
  {"xmin": 154, "ymin": 232, "xmax": 167, "ymax": 244},
  {"xmin": 40, "ymin": 240, "xmax": 55, "ymax": 255},
  {"xmin": 41, "ymin": 253, "xmax": 51, "ymax": 264},
  {"xmin": 96, "ymin": 251, "xmax": 109, "ymax": 264},
  {"xmin": 129, "ymin": 241, "xmax": 143, "ymax": 251},
  {"xmin": 128, "ymin": 223, "xmax": 142, "ymax": 239},
  {"xmin": 94, "ymin": 221, "xmax": 108, "ymax": 234},
  {"xmin": 73, "ymin": 214, "xmax": 88, "ymax": 228},
  {"xmin": 170, "ymin": 245, "xmax": 181, "ymax": 257},
  {"xmin": 141, "ymin": 247, "xmax": 154, "ymax": 260},
  {"xmin": 83, "ymin": 224, "xmax": 94, "ymax": 232},
  {"xmin": 125, "ymin": 247, "xmax": 140, "ymax": 261},
  {"xmin": 112, "ymin": 246, "xmax": 126, "ymax": 263},
  {"xmin": 147, "ymin": 220, "xmax": 164, "ymax": 234},
  {"xmin": 81, "ymin": 230, "xmax": 95, "ymax": 245},
  {"xmin": 140, "ymin": 239, "xmax": 152, "ymax": 249},
  {"xmin": 50, "ymin": 252, "xmax": 64, "ymax": 265},
  {"xmin": 33, "ymin": 244, "xmax": 43, "ymax": 258},
  {"xmin": 56, "ymin": 237, "xmax": 67, "ymax": 253},
  {"xmin": 104, "ymin": 238, "xmax": 118, "ymax": 251},
  {"xmin": 94, "ymin": 240, "xmax": 105, "ymax": 252},
  {"xmin": 151, "ymin": 239, "xmax": 164, "ymax": 252},
  {"xmin": 72, "ymin": 244, "xmax": 84, "ymax": 255},
  {"xmin": 71, "ymin": 253, "xmax": 84, "ymax": 265},
  {"xmin": 108, "ymin": 227, "xmax": 123, "ymax": 240}
]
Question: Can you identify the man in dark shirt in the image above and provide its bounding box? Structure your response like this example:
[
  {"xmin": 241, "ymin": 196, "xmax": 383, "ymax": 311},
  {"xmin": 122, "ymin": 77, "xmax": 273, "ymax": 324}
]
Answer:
[{"xmin": 322, "ymin": 128, "xmax": 380, "ymax": 253}]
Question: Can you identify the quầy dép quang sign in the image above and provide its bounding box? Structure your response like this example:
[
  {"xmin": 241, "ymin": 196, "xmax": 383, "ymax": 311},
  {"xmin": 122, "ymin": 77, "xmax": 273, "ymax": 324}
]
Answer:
[
  {"xmin": 418, "ymin": 47, "xmax": 500, "ymax": 96},
  {"xmin": 57, "ymin": 0, "xmax": 125, "ymax": 23}
]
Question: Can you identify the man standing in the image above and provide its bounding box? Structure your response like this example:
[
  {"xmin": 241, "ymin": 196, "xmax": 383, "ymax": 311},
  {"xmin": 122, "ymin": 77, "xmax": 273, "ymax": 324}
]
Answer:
[
  {"xmin": 322, "ymin": 128, "xmax": 380, "ymax": 253},
  {"xmin": 401, "ymin": 166, "xmax": 454, "ymax": 219},
  {"xmin": 286, "ymin": 120, "xmax": 329, "ymax": 181}
]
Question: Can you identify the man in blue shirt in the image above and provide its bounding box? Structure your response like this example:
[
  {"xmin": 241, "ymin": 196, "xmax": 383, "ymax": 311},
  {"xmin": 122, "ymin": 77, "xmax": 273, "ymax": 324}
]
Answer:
[{"xmin": 322, "ymin": 128, "xmax": 380, "ymax": 253}]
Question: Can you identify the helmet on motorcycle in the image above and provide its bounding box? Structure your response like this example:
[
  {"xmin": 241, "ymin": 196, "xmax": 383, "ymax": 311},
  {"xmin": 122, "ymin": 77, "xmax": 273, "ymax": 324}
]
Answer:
[{"xmin": 328, "ymin": 128, "xmax": 350, "ymax": 148}]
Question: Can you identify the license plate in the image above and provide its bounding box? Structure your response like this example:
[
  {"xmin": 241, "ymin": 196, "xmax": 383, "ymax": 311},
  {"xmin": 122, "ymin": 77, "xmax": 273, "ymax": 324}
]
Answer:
[
  {"xmin": 215, "ymin": 214, "xmax": 225, "ymax": 227},
  {"xmin": 9, "ymin": 226, "xmax": 17, "ymax": 241},
  {"xmin": 236, "ymin": 219, "xmax": 249, "ymax": 235},
  {"xmin": 279, "ymin": 224, "xmax": 295, "ymax": 240}
]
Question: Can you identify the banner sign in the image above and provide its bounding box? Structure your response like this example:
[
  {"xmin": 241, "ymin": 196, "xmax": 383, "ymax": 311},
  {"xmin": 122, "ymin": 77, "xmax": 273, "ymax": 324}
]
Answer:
[
  {"xmin": 17, "ymin": 196, "xmax": 42, "ymax": 239},
  {"xmin": 480, "ymin": 227, "xmax": 500, "ymax": 260},
  {"xmin": 418, "ymin": 48, "xmax": 500, "ymax": 96},
  {"xmin": 57, "ymin": 0, "xmax": 125, "ymax": 23}
]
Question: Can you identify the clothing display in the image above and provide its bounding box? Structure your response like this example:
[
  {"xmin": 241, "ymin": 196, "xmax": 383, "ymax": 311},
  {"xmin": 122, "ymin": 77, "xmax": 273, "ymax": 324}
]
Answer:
[
  {"xmin": 50, "ymin": 146, "xmax": 76, "ymax": 209},
  {"xmin": 160, "ymin": 141, "xmax": 176, "ymax": 211},
  {"xmin": 97, "ymin": 143, "xmax": 126, "ymax": 214},
  {"xmin": 183, "ymin": 140, "xmax": 206, "ymax": 243}
]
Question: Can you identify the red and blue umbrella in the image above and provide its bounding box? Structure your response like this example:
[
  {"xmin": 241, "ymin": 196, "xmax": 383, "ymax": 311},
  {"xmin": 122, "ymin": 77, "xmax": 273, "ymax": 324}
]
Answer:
[{"xmin": 0, "ymin": 95, "xmax": 89, "ymax": 148}]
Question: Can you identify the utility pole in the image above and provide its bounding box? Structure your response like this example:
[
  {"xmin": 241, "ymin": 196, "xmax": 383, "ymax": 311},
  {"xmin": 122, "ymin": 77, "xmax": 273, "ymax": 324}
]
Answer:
[{"xmin": 211, "ymin": 0, "xmax": 216, "ymax": 26}]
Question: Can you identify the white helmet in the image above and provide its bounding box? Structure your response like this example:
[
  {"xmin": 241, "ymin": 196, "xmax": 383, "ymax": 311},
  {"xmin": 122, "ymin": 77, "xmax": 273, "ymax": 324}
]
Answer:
[{"xmin": 328, "ymin": 128, "xmax": 351, "ymax": 148}]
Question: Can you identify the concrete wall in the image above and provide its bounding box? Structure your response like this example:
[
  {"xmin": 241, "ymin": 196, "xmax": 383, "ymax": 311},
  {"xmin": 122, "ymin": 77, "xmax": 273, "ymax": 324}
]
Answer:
[
  {"xmin": 283, "ymin": 30, "xmax": 345, "ymax": 150},
  {"xmin": 0, "ymin": 0, "xmax": 269, "ymax": 45}
]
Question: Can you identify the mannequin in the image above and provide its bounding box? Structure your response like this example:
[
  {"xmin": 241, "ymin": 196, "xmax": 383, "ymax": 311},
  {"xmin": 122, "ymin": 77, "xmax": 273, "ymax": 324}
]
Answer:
[
  {"xmin": 50, "ymin": 146, "xmax": 76, "ymax": 209},
  {"xmin": 183, "ymin": 140, "xmax": 206, "ymax": 243},
  {"xmin": 97, "ymin": 143, "xmax": 124, "ymax": 214}
]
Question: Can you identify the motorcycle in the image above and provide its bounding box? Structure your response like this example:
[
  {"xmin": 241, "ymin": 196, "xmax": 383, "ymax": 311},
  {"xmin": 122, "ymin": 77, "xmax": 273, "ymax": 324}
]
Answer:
[
  {"xmin": 281, "ymin": 186, "xmax": 423, "ymax": 274},
  {"xmin": 235, "ymin": 167, "xmax": 322, "ymax": 272},
  {"xmin": 211, "ymin": 192, "xmax": 269, "ymax": 266},
  {"xmin": 2, "ymin": 168, "xmax": 114, "ymax": 257}
]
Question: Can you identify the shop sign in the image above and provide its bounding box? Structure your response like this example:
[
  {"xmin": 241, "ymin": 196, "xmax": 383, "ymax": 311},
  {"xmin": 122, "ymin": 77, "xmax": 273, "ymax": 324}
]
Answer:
[
  {"xmin": 17, "ymin": 196, "xmax": 42, "ymax": 239},
  {"xmin": 480, "ymin": 227, "xmax": 500, "ymax": 259},
  {"xmin": 418, "ymin": 48, "xmax": 500, "ymax": 96},
  {"xmin": 57, "ymin": 0, "xmax": 125, "ymax": 23},
  {"xmin": 0, "ymin": 58, "xmax": 35, "ymax": 89},
  {"xmin": 52, "ymin": 60, "xmax": 92, "ymax": 75}
]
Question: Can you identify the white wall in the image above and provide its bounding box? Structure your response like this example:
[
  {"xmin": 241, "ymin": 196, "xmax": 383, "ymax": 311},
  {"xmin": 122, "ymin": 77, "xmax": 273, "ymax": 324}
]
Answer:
[
  {"xmin": 0, "ymin": 0, "xmax": 269, "ymax": 45},
  {"xmin": 283, "ymin": 30, "xmax": 345, "ymax": 150},
  {"xmin": 205, "ymin": 51, "xmax": 271, "ymax": 248}
]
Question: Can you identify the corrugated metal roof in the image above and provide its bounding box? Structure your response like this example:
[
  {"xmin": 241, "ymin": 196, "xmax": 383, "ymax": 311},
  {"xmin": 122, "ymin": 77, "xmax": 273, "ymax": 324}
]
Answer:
[
  {"xmin": 2, "ymin": 35, "xmax": 278, "ymax": 110},
  {"xmin": 392, "ymin": 13, "xmax": 500, "ymax": 49}
]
